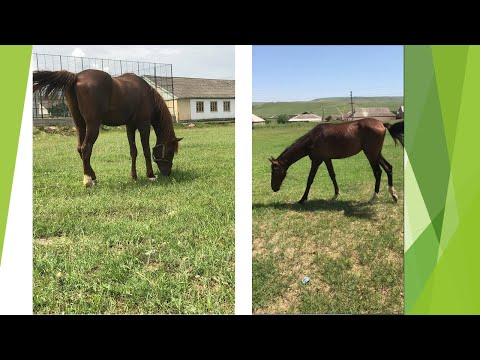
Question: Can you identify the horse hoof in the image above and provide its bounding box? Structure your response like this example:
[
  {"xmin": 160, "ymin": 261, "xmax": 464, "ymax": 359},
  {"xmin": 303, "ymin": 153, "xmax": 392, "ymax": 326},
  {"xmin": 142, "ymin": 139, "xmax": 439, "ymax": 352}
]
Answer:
[
  {"xmin": 331, "ymin": 193, "xmax": 340, "ymax": 201},
  {"xmin": 298, "ymin": 199, "xmax": 306, "ymax": 204},
  {"xmin": 369, "ymin": 193, "xmax": 379, "ymax": 204},
  {"xmin": 92, "ymin": 179, "xmax": 97, "ymax": 186},
  {"xmin": 83, "ymin": 175, "xmax": 94, "ymax": 188},
  {"xmin": 388, "ymin": 186, "xmax": 398, "ymax": 203},
  {"xmin": 148, "ymin": 176, "xmax": 157, "ymax": 182}
]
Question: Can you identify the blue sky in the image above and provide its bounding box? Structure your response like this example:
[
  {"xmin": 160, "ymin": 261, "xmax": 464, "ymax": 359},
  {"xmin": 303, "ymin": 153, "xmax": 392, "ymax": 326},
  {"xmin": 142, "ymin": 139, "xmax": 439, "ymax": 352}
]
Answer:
[{"xmin": 253, "ymin": 45, "xmax": 403, "ymax": 102}]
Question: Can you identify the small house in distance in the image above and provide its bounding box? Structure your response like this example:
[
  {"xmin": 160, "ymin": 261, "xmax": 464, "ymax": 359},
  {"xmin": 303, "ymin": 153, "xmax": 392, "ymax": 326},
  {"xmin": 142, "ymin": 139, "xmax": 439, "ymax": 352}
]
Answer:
[
  {"xmin": 252, "ymin": 114, "xmax": 266, "ymax": 126},
  {"xmin": 288, "ymin": 111, "xmax": 323, "ymax": 123},
  {"xmin": 352, "ymin": 107, "xmax": 396, "ymax": 121}
]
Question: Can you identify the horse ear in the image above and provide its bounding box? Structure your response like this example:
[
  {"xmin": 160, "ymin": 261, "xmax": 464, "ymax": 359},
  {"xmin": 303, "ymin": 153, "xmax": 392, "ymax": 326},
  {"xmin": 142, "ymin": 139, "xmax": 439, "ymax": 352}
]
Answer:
[
  {"xmin": 269, "ymin": 157, "xmax": 276, "ymax": 164},
  {"xmin": 176, "ymin": 137, "xmax": 183, "ymax": 142}
]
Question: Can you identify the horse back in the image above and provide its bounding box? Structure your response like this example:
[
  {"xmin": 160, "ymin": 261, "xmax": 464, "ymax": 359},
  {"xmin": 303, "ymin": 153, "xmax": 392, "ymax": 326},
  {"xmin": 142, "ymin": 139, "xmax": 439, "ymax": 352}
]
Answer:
[
  {"xmin": 309, "ymin": 118, "xmax": 385, "ymax": 160},
  {"xmin": 74, "ymin": 70, "xmax": 154, "ymax": 126}
]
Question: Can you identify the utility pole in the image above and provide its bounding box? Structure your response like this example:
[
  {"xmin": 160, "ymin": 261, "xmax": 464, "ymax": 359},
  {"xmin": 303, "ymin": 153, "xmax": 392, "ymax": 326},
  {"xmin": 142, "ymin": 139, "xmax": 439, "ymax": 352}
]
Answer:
[{"xmin": 350, "ymin": 90, "xmax": 354, "ymax": 120}]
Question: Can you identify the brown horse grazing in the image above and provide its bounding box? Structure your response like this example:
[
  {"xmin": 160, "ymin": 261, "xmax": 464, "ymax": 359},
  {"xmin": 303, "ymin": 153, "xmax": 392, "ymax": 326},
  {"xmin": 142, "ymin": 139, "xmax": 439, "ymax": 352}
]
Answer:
[
  {"xmin": 269, "ymin": 118, "xmax": 404, "ymax": 204},
  {"xmin": 33, "ymin": 69, "xmax": 182, "ymax": 187}
]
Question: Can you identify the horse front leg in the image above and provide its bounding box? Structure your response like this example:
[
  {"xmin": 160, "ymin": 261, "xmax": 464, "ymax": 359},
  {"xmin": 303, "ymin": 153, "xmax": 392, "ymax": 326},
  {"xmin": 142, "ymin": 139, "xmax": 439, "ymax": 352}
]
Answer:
[
  {"xmin": 126, "ymin": 125, "xmax": 138, "ymax": 180},
  {"xmin": 324, "ymin": 159, "xmax": 340, "ymax": 200},
  {"xmin": 139, "ymin": 127, "xmax": 156, "ymax": 180},
  {"xmin": 299, "ymin": 161, "xmax": 321, "ymax": 204},
  {"xmin": 81, "ymin": 125, "xmax": 100, "ymax": 188}
]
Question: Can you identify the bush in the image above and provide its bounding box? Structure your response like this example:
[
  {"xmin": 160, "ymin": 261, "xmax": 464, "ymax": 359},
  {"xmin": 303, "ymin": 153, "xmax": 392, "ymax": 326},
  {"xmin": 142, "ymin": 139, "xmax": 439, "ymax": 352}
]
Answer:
[{"xmin": 277, "ymin": 114, "xmax": 289, "ymax": 124}]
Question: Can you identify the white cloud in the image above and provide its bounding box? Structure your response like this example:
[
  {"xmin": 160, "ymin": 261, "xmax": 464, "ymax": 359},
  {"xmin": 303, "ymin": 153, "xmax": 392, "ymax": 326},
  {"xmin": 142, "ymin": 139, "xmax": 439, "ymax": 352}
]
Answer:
[
  {"xmin": 71, "ymin": 48, "xmax": 85, "ymax": 57},
  {"xmin": 157, "ymin": 48, "xmax": 181, "ymax": 55}
]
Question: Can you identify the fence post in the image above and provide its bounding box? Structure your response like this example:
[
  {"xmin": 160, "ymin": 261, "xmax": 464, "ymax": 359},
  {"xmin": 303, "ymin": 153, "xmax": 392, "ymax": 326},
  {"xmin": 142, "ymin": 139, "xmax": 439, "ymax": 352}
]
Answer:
[
  {"xmin": 35, "ymin": 53, "xmax": 44, "ymax": 120},
  {"xmin": 171, "ymin": 64, "xmax": 176, "ymax": 123}
]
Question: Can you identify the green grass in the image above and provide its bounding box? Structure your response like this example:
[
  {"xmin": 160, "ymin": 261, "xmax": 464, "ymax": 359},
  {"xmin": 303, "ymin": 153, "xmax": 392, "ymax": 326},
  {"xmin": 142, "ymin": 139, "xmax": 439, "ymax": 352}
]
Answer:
[
  {"xmin": 252, "ymin": 96, "xmax": 403, "ymax": 118},
  {"xmin": 252, "ymin": 123, "xmax": 404, "ymax": 314},
  {"xmin": 33, "ymin": 125, "xmax": 234, "ymax": 314}
]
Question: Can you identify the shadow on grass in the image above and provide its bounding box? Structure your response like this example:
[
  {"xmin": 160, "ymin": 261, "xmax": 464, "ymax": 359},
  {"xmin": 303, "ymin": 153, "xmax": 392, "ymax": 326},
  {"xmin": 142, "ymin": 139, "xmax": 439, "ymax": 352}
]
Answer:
[
  {"xmin": 154, "ymin": 168, "xmax": 200, "ymax": 184},
  {"xmin": 252, "ymin": 198, "xmax": 376, "ymax": 219},
  {"xmin": 87, "ymin": 168, "xmax": 200, "ymax": 191}
]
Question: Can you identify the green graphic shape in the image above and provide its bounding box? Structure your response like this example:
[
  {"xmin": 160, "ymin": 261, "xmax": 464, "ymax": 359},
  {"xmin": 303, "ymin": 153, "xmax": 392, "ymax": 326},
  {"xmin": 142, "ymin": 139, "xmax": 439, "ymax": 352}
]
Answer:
[
  {"xmin": 0, "ymin": 46, "xmax": 31, "ymax": 264},
  {"xmin": 405, "ymin": 45, "xmax": 480, "ymax": 314}
]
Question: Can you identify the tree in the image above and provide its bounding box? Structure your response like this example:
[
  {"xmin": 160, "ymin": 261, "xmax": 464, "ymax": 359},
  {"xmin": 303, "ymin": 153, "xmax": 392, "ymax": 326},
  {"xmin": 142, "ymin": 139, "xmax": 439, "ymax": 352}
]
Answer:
[
  {"xmin": 277, "ymin": 114, "xmax": 289, "ymax": 124},
  {"xmin": 48, "ymin": 102, "xmax": 69, "ymax": 117}
]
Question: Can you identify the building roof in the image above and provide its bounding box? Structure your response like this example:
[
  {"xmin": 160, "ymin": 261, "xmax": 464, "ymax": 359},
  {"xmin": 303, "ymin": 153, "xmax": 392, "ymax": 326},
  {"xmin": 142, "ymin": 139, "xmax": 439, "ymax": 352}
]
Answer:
[
  {"xmin": 353, "ymin": 107, "xmax": 395, "ymax": 118},
  {"xmin": 289, "ymin": 111, "xmax": 323, "ymax": 122},
  {"xmin": 145, "ymin": 75, "xmax": 235, "ymax": 99},
  {"xmin": 252, "ymin": 114, "xmax": 265, "ymax": 123}
]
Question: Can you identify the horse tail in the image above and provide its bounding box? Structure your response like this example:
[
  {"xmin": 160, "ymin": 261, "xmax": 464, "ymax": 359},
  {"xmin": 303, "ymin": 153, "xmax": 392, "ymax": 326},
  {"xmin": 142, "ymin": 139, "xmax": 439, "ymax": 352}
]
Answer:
[
  {"xmin": 33, "ymin": 70, "xmax": 77, "ymax": 98},
  {"xmin": 384, "ymin": 121, "xmax": 404, "ymax": 147},
  {"xmin": 33, "ymin": 70, "xmax": 79, "ymax": 118}
]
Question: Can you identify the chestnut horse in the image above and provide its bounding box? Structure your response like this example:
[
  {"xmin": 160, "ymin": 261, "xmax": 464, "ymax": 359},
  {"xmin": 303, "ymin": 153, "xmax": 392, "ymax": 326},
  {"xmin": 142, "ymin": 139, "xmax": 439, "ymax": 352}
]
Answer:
[
  {"xmin": 269, "ymin": 118, "xmax": 404, "ymax": 204},
  {"xmin": 33, "ymin": 69, "xmax": 182, "ymax": 187}
]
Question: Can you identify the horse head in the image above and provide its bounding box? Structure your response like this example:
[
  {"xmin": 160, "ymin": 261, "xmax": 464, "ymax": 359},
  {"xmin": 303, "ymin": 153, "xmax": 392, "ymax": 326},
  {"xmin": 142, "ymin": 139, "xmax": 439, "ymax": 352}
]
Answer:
[
  {"xmin": 152, "ymin": 137, "xmax": 183, "ymax": 176},
  {"xmin": 269, "ymin": 157, "xmax": 287, "ymax": 192}
]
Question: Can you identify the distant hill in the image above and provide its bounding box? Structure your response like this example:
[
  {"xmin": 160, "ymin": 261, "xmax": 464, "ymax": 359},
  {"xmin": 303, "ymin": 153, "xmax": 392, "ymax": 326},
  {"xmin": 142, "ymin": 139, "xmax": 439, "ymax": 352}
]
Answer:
[{"xmin": 252, "ymin": 96, "xmax": 403, "ymax": 118}]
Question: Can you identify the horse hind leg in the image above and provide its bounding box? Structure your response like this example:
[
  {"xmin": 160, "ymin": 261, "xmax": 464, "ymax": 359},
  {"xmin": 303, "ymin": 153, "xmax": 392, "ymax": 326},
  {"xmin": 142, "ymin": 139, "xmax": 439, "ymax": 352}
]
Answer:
[
  {"xmin": 379, "ymin": 155, "xmax": 397, "ymax": 203},
  {"xmin": 126, "ymin": 125, "xmax": 138, "ymax": 180},
  {"xmin": 81, "ymin": 125, "xmax": 100, "ymax": 188},
  {"xmin": 72, "ymin": 110, "xmax": 87, "ymax": 159},
  {"xmin": 139, "ymin": 127, "xmax": 156, "ymax": 180}
]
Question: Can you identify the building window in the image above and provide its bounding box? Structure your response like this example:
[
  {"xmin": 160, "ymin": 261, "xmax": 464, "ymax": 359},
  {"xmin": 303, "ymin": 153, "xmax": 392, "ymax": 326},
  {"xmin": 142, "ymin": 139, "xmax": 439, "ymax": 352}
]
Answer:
[
  {"xmin": 196, "ymin": 101, "xmax": 204, "ymax": 113},
  {"xmin": 223, "ymin": 101, "xmax": 231, "ymax": 112},
  {"xmin": 210, "ymin": 101, "xmax": 218, "ymax": 112}
]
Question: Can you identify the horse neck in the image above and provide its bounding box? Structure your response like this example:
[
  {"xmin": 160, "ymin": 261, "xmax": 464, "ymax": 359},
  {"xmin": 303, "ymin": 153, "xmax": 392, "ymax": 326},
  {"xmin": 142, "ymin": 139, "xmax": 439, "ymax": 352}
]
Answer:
[
  {"xmin": 152, "ymin": 100, "xmax": 176, "ymax": 145},
  {"xmin": 278, "ymin": 138, "xmax": 310, "ymax": 168}
]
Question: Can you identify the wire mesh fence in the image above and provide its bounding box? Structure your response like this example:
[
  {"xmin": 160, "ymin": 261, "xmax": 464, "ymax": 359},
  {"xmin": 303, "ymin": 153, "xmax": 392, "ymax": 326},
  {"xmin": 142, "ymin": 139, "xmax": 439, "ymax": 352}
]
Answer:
[{"xmin": 32, "ymin": 53, "xmax": 175, "ymax": 122}]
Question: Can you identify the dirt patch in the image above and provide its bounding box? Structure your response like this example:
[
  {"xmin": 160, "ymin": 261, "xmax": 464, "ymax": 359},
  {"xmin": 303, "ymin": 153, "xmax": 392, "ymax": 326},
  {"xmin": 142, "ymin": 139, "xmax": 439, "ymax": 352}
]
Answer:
[
  {"xmin": 34, "ymin": 236, "xmax": 72, "ymax": 247},
  {"xmin": 145, "ymin": 261, "xmax": 161, "ymax": 272},
  {"xmin": 348, "ymin": 250, "xmax": 368, "ymax": 277},
  {"xmin": 256, "ymin": 282, "xmax": 300, "ymax": 314},
  {"xmin": 35, "ymin": 126, "xmax": 77, "ymax": 136},
  {"xmin": 385, "ymin": 249, "xmax": 401, "ymax": 265},
  {"xmin": 253, "ymin": 238, "xmax": 267, "ymax": 257}
]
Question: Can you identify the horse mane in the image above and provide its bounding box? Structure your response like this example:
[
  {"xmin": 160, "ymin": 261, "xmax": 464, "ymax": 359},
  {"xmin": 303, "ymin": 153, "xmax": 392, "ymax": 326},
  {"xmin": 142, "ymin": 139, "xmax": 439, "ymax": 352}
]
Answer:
[
  {"xmin": 278, "ymin": 124, "xmax": 323, "ymax": 159},
  {"xmin": 278, "ymin": 135, "xmax": 306, "ymax": 158},
  {"xmin": 148, "ymin": 85, "xmax": 178, "ymax": 153}
]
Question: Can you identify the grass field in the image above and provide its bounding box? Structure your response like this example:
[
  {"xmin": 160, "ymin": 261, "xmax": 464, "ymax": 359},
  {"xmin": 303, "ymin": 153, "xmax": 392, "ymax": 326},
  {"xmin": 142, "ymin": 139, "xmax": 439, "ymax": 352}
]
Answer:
[
  {"xmin": 252, "ymin": 96, "xmax": 403, "ymax": 118},
  {"xmin": 33, "ymin": 124, "xmax": 234, "ymax": 314},
  {"xmin": 252, "ymin": 123, "xmax": 404, "ymax": 314}
]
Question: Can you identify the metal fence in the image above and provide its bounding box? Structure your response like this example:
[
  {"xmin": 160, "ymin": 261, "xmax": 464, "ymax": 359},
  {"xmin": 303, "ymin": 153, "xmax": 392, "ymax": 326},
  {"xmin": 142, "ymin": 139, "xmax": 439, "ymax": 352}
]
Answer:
[{"xmin": 32, "ymin": 53, "xmax": 175, "ymax": 123}]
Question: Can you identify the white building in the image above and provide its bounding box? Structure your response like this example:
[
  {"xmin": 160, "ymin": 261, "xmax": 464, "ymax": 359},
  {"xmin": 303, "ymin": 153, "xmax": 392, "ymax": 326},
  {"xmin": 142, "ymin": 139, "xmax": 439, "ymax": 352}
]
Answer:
[{"xmin": 150, "ymin": 76, "xmax": 235, "ymax": 122}]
